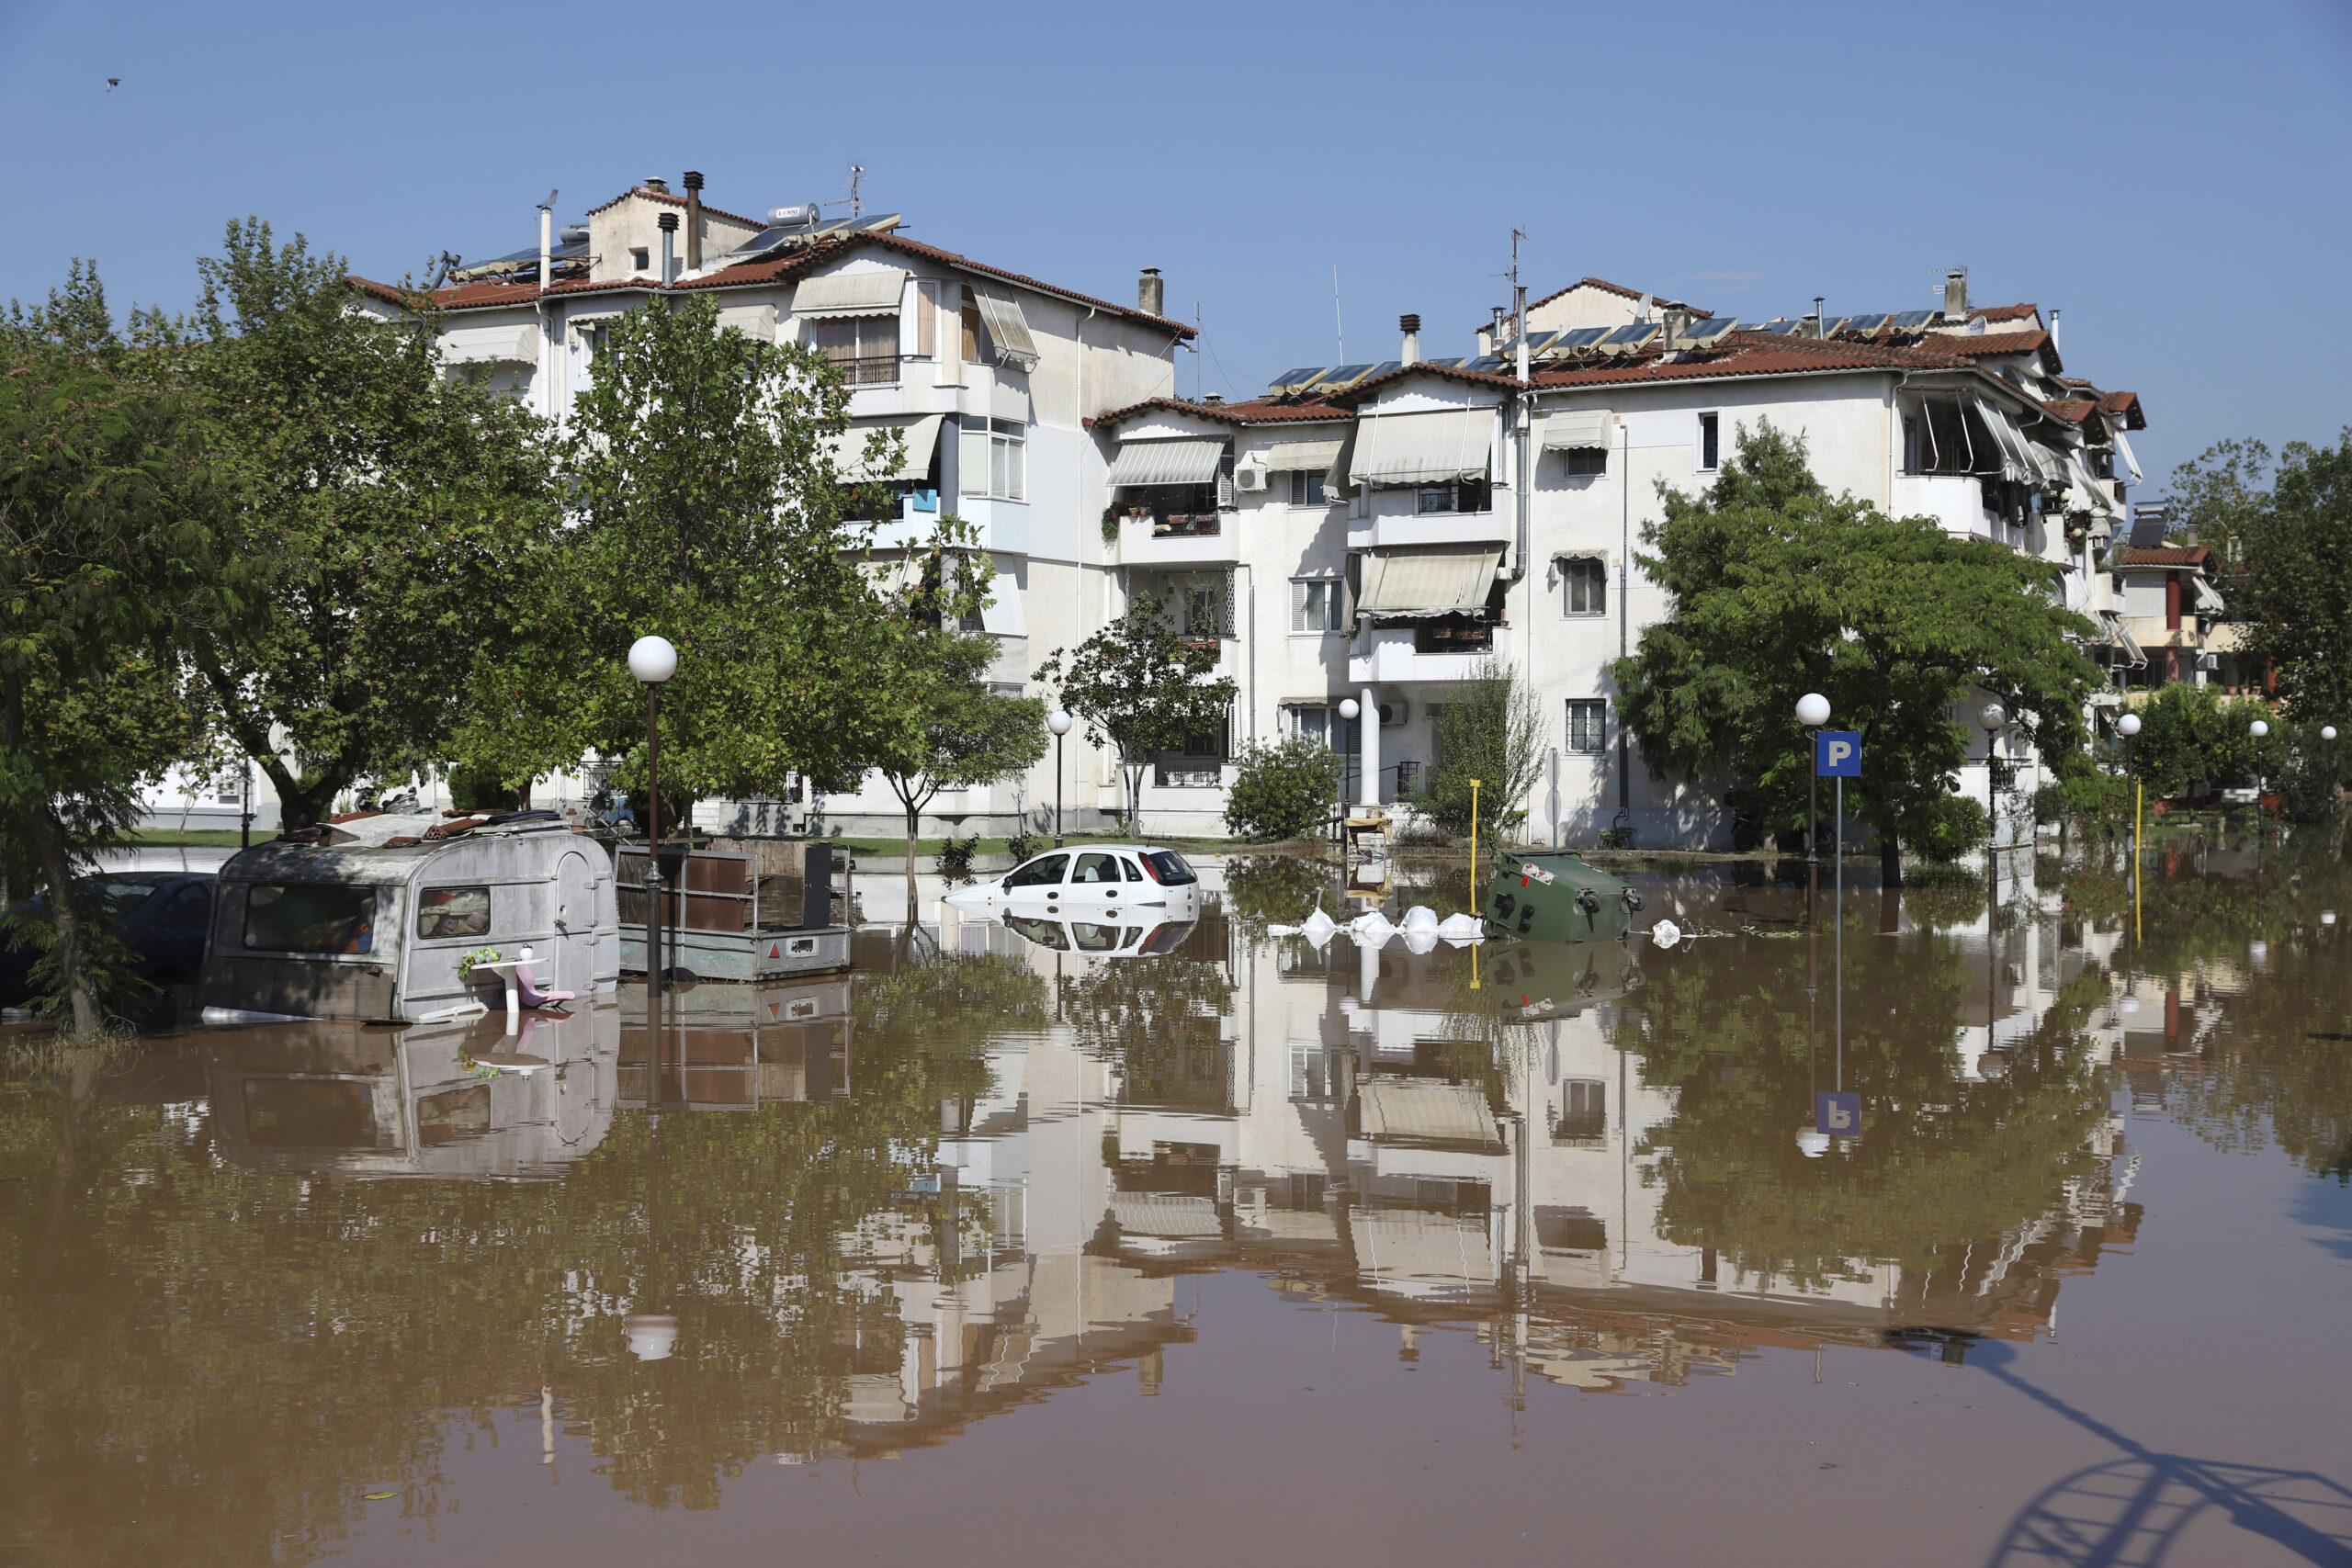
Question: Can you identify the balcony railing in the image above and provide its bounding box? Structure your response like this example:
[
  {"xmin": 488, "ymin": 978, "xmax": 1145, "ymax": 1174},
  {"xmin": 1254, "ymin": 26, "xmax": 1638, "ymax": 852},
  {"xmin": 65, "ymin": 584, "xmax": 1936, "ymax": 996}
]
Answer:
[
  {"xmin": 827, "ymin": 354, "xmax": 900, "ymax": 387},
  {"xmin": 1414, "ymin": 619, "xmax": 1497, "ymax": 655},
  {"xmin": 1151, "ymin": 513, "xmax": 1222, "ymax": 538}
]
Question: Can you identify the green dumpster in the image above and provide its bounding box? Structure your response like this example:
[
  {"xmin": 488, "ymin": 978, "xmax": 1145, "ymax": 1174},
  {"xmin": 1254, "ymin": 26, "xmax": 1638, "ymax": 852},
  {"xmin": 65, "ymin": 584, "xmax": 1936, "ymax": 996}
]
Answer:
[{"xmin": 1481, "ymin": 852, "xmax": 1642, "ymax": 943}]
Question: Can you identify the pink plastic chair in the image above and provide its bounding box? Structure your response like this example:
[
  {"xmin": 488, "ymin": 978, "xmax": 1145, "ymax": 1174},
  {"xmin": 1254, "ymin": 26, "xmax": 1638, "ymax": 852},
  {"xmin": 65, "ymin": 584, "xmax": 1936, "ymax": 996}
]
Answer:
[{"xmin": 514, "ymin": 960, "xmax": 575, "ymax": 1011}]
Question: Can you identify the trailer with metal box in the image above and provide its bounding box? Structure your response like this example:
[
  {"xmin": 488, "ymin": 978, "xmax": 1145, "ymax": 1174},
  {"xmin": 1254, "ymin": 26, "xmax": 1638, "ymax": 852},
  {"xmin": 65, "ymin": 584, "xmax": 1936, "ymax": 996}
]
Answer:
[
  {"xmin": 615, "ymin": 839, "xmax": 851, "ymax": 982},
  {"xmin": 1480, "ymin": 851, "xmax": 1643, "ymax": 943}
]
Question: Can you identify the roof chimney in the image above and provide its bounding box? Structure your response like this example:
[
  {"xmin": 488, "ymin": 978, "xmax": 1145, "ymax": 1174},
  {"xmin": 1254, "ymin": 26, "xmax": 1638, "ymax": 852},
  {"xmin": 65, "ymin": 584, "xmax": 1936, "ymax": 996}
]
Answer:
[
  {"xmin": 683, "ymin": 171, "xmax": 704, "ymax": 272},
  {"xmin": 2050, "ymin": 307, "xmax": 2061, "ymax": 355},
  {"xmin": 1399, "ymin": 312, "xmax": 1421, "ymax": 365},
  {"xmin": 1662, "ymin": 305, "xmax": 1693, "ymax": 348},
  {"xmin": 1942, "ymin": 267, "xmax": 1969, "ymax": 322},
  {"xmin": 657, "ymin": 211, "xmax": 678, "ymax": 287},
  {"xmin": 1138, "ymin": 266, "xmax": 1163, "ymax": 318},
  {"xmin": 644, "ymin": 176, "xmax": 671, "ymax": 194}
]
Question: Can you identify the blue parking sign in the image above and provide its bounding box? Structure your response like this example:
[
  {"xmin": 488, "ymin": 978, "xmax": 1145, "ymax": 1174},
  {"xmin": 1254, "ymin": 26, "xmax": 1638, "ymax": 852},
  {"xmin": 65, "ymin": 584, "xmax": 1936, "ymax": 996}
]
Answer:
[
  {"xmin": 1815, "ymin": 730, "xmax": 1861, "ymax": 777},
  {"xmin": 1816, "ymin": 1091, "xmax": 1861, "ymax": 1137}
]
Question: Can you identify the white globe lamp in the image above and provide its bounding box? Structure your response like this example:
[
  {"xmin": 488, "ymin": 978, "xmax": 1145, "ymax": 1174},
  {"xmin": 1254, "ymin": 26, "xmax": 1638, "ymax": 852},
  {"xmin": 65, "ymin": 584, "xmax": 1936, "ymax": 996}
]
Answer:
[
  {"xmin": 1795, "ymin": 693, "xmax": 1831, "ymax": 728},
  {"xmin": 628, "ymin": 635, "xmax": 678, "ymax": 685}
]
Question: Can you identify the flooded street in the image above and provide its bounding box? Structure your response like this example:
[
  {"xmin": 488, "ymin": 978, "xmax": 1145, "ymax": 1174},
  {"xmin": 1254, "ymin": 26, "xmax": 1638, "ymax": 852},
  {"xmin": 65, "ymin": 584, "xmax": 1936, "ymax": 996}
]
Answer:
[{"xmin": 6, "ymin": 840, "xmax": 2350, "ymax": 1567}]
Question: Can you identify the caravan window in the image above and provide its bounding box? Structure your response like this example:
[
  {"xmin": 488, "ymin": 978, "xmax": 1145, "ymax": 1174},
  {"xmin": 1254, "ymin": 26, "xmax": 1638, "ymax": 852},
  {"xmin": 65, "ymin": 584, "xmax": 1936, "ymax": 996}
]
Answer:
[
  {"xmin": 416, "ymin": 886, "xmax": 492, "ymax": 940},
  {"xmin": 243, "ymin": 884, "xmax": 377, "ymax": 953}
]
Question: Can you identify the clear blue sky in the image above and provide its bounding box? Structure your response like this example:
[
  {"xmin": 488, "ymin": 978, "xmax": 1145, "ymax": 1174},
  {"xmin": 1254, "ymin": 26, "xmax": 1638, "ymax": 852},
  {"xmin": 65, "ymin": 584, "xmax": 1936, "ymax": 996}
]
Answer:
[{"xmin": 6, "ymin": 0, "xmax": 2346, "ymax": 491}]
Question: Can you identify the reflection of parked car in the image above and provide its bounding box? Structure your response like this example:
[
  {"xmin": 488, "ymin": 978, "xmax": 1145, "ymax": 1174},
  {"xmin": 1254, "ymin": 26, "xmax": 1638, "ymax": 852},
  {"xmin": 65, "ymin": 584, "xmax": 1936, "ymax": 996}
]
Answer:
[
  {"xmin": 1001, "ymin": 913, "xmax": 1196, "ymax": 957},
  {"xmin": 0, "ymin": 873, "xmax": 216, "ymax": 1015}
]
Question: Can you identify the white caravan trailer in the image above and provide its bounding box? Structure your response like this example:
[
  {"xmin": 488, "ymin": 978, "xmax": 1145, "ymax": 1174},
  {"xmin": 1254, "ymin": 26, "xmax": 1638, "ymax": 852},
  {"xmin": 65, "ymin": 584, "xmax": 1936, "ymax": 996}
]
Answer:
[{"xmin": 198, "ymin": 814, "xmax": 620, "ymax": 1024}]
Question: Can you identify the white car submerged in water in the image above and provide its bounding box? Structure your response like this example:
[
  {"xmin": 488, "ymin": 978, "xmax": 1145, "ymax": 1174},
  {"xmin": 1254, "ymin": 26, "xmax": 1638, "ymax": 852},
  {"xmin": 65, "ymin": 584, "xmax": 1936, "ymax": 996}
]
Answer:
[{"xmin": 942, "ymin": 844, "xmax": 1203, "ymax": 925}]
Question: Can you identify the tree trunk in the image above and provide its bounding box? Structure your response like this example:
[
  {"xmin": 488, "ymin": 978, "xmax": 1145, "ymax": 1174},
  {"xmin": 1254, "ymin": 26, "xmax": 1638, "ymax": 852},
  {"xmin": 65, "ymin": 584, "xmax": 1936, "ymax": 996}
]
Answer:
[
  {"xmin": 905, "ymin": 798, "xmax": 922, "ymax": 924},
  {"xmin": 26, "ymin": 804, "xmax": 99, "ymax": 1034},
  {"xmin": 1879, "ymin": 833, "xmax": 1903, "ymax": 887}
]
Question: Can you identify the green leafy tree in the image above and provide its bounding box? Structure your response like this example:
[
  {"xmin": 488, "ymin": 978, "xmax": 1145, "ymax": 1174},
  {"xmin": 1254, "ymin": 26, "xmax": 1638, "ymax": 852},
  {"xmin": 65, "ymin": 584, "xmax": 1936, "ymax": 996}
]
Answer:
[
  {"xmin": 2164, "ymin": 435, "xmax": 2276, "ymax": 562},
  {"xmin": 169, "ymin": 220, "xmax": 559, "ymax": 829},
  {"xmin": 1, "ymin": 265, "xmax": 225, "ymax": 1029},
  {"xmin": 1223, "ymin": 734, "xmax": 1344, "ymax": 841},
  {"xmin": 1033, "ymin": 593, "xmax": 1236, "ymax": 837},
  {"xmin": 2229, "ymin": 432, "xmax": 2352, "ymax": 721},
  {"xmin": 468, "ymin": 290, "xmax": 920, "ymax": 815},
  {"xmin": 1611, "ymin": 421, "xmax": 2101, "ymax": 884},
  {"xmin": 2126, "ymin": 683, "xmax": 2288, "ymax": 800},
  {"xmin": 867, "ymin": 592, "xmax": 1047, "ymax": 910},
  {"xmin": 1420, "ymin": 658, "xmax": 1546, "ymax": 841}
]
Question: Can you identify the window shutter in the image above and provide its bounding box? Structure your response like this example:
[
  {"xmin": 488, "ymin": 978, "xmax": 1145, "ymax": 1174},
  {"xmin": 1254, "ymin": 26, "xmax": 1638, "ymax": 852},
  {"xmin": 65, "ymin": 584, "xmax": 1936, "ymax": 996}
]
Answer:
[
  {"xmin": 1293, "ymin": 580, "xmax": 1309, "ymax": 633},
  {"xmin": 915, "ymin": 282, "xmax": 936, "ymax": 358},
  {"xmin": 1343, "ymin": 553, "xmax": 1361, "ymax": 631},
  {"xmin": 1222, "ymin": 568, "xmax": 1238, "ymax": 637},
  {"xmin": 1216, "ymin": 469, "xmax": 1236, "ymax": 509}
]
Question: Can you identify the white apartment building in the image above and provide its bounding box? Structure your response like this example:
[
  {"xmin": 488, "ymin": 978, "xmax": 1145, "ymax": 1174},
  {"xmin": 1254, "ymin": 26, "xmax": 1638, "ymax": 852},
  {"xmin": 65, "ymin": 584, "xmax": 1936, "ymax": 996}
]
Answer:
[
  {"xmin": 1097, "ymin": 272, "xmax": 2149, "ymax": 850},
  {"xmin": 150, "ymin": 174, "xmax": 1189, "ymax": 834}
]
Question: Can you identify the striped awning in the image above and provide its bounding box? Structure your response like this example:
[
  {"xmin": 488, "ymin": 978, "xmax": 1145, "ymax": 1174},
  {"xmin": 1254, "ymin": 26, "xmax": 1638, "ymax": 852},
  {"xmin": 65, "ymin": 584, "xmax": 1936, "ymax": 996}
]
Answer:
[
  {"xmin": 1349, "ymin": 407, "xmax": 1494, "ymax": 486},
  {"xmin": 1541, "ymin": 409, "xmax": 1616, "ymax": 450},
  {"xmin": 1110, "ymin": 1193, "xmax": 1222, "ymax": 1237},
  {"xmin": 1108, "ymin": 438, "xmax": 1225, "ymax": 488},
  {"xmin": 1356, "ymin": 1079, "xmax": 1500, "ymax": 1146},
  {"xmin": 819, "ymin": 413, "xmax": 942, "ymax": 481},
  {"xmin": 791, "ymin": 268, "xmax": 908, "ymax": 318},
  {"xmin": 1261, "ymin": 438, "xmax": 1344, "ymax": 471},
  {"xmin": 1358, "ymin": 546, "xmax": 1502, "ymax": 620}
]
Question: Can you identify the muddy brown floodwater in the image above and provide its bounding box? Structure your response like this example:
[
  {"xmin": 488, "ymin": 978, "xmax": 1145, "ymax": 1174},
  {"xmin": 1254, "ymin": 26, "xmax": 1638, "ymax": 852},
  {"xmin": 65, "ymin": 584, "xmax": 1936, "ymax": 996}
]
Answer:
[{"xmin": 5, "ymin": 835, "xmax": 2350, "ymax": 1567}]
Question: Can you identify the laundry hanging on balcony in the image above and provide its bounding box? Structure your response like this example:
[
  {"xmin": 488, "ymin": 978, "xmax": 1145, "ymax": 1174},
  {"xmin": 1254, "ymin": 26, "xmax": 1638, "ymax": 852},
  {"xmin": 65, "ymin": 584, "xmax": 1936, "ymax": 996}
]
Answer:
[
  {"xmin": 1357, "ymin": 544, "xmax": 1503, "ymax": 619},
  {"xmin": 1107, "ymin": 437, "xmax": 1226, "ymax": 488},
  {"xmin": 1348, "ymin": 406, "xmax": 1495, "ymax": 486}
]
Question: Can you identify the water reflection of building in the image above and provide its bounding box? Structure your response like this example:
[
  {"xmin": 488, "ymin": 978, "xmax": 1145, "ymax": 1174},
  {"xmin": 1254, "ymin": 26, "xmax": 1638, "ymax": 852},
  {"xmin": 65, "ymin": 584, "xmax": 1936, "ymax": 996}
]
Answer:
[
  {"xmin": 834, "ymin": 865, "xmax": 2147, "ymax": 1421},
  {"xmin": 204, "ymin": 1003, "xmax": 620, "ymax": 1180}
]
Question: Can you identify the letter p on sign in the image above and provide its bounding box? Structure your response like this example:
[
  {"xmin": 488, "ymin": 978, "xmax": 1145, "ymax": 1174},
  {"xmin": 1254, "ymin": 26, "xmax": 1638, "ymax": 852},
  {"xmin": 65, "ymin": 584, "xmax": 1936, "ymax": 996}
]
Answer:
[{"xmin": 1816, "ymin": 730, "xmax": 1861, "ymax": 777}]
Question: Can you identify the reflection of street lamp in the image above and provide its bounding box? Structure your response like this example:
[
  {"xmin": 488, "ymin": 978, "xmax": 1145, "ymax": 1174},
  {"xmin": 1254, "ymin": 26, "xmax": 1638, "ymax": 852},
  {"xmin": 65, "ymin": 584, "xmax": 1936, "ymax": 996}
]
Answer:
[
  {"xmin": 629, "ymin": 636, "xmax": 677, "ymax": 1000},
  {"xmin": 1796, "ymin": 693, "xmax": 1830, "ymax": 913},
  {"xmin": 2250, "ymin": 717, "xmax": 2272, "ymax": 864},
  {"xmin": 1046, "ymin": 710, "xmax": 1072, "ymax": 848}
]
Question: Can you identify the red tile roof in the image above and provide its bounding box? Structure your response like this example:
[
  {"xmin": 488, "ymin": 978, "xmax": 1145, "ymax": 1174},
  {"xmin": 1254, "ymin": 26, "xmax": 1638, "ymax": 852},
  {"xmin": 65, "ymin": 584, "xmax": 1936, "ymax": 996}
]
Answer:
[
  {"xmin": 584, "ymin": 185, "xmax": 766, "ymax": 230},
  {"xmin": 2099, "ymin": 389, "xmax": 2146, "ymax": 430},
  {"xmin": 1091, "ymin": 395, "xmax": 1351, "ymax": 428},
  {"xmin": 2041, "ymin": 399, "xmax": 2096, "ymax": 424},
  {"xmin": 348, "ymin": 231, "xmax": 1193, "ymax": 335},
  {"xmin": 2115, "ymin": 547, "xmax": 2211, "ymax": 569},
  {"xmin": 1968, "ymin": 302, "xmax": 2041, "ymax": 323},
  {"xmin": 1929, "ymin": 328, "xmax": 2052, "ymax": 356}
]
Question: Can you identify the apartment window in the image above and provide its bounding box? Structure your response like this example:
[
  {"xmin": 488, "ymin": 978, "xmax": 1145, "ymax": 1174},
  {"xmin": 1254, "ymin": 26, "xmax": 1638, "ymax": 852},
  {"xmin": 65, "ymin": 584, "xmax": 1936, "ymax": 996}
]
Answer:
[
  {"xmin": 1562, "ymin": 556, "xmax": 1606, "ymax": 616},
  {"xmin": 1562, "ymin": 447, "xmax": 1608, "ymax": 476},
  {"xmin": 1556, "ymin": 1079, "xmax": 1607, "ymax": 1142},
  {"xmin": 808, "ymin": 316, "xmax": 900, "ymax": 386},
  {"xmin": 1566, "ymin": 699, "xmax": 1607, "ymax": 753},
  {"xmin": 629, "ymin": 247, "xmax": 650, "ymax": 273},
  {"xmin": 959, "ymin": 417, "xmax": 1025, "ymax": 501},
  {"xmin": 1289, "ymin": 469, "xmax": 1328, "ymax": 506},
  {"xmin": 1416, "ymin": 477, "xmax": 1491, "ymax": 514},
  {"xmin": 1291, "ymin": 705, "xmax": 1360, "ymax": 754},
  {"xmin": 1698, "ymin": 412, "xmax": 1720, "ymax": 471},
  {"xmin": 1292, "ymin": 578, "xmax": 1344, "ymax": 634},
  {"xmin": 960, "ymin": 285, "xmax": 987, "ymax": 365},
  {"xmin": 1291, "ymin": 1046, "xmax": 1342, "ymax": 1103},
  {"xmin": 1183, "ymin": 584, "xmax": 1221, "ymax": 637}
]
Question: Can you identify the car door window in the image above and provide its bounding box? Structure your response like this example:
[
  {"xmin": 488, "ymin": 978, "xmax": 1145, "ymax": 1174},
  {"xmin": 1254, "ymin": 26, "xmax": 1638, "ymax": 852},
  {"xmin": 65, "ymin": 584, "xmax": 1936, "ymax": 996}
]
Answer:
[
  {"xmin": 1070, "ymin": 853, "xmax": 1120, "ymax": 886},
  {"xmin": 1003, "ymin": 854, "xmax": 1069, "ymax": 890},
  {"xmin": 1119, "ymin": 857, "xmax": 1146, "ymax": 882},
  {"xmin": 1069, "ymin": 921, "xmax": 1124, "ymax": 951},
  {"xmin": 156, "ymin": 885, "xmax": 212, "ymax": 929}
]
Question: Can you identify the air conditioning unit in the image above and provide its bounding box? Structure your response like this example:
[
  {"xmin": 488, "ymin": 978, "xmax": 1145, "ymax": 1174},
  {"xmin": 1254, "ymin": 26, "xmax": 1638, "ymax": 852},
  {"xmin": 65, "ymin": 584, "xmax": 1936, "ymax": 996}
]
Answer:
[
  {"xmin": 1378, "ymin": 700, "xmax": 1408, "ymax": 728},
  {"xmin": 1235, "ymin": 465, "xmax": 1268, "ymax": 492}
]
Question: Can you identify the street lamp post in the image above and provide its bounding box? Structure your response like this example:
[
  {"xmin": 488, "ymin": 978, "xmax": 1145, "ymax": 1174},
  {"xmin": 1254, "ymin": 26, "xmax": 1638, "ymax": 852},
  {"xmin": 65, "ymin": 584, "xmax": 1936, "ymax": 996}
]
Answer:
[
  {"xmin": 629, "ymin": 636, "xmax": 678, "ymax": 999},
  {"xmin": 1796, "ymin": 693, "xmax": 1830, "ymax": 917},
  {"xmin": 1047, "ymin": 710, "xmax": 1071, "ymax": 848},
  {"xmin": 2250, "ymin": 716, "xmax": 2271, "ymax": 866},
  {"xmin": 1338, "ymin": 699, "xmax": 1360, "ymax": 897},
  {"xmin": 1977, "ymin": 702, "xmax": 2007, "ymax": 911},
  {"xmin": 2118, "ymin": 712, "xmax": 2142, "ymax": 943}
]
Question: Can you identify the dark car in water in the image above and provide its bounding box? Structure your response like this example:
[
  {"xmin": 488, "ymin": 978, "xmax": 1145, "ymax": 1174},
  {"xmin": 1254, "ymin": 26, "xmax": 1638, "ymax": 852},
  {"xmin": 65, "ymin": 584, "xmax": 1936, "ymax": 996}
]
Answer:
[{"xmin": 0, "ymin": 872, "xmax": 217, "ymax": 1018}]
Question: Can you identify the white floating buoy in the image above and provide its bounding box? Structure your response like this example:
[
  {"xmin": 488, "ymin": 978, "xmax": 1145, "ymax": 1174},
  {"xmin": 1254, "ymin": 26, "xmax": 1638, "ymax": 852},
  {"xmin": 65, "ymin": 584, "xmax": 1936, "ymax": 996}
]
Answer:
[
  {"xmin": 1401, "ymin": 905, "xmax": 1440, "ymax": 934},
  {"xmin": 1301, "ymin": 908, "xmax": 1338, "ymax": 942},
  {"xmin": 1351, "ymin": 912, "xmax": 1396, "ymax": 946},
  {"xmin": 1436, "ymin": 912, "xmax": 1485, "ymax": 942},
  {"xmin": 1401, "ymin": 930, "xmax": 1440, "ymax": 955},
  {"xmin": 1650, "ymin": 919, "xmax": 1683, "ymax": 949}
]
